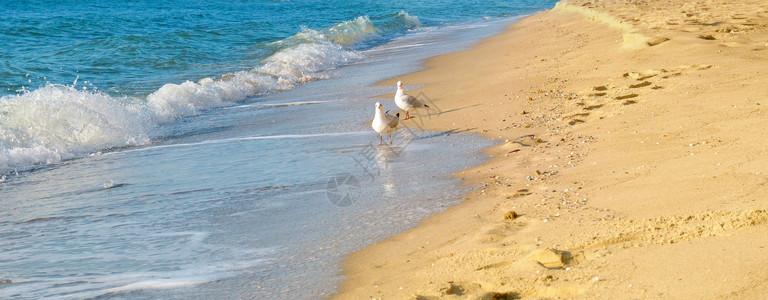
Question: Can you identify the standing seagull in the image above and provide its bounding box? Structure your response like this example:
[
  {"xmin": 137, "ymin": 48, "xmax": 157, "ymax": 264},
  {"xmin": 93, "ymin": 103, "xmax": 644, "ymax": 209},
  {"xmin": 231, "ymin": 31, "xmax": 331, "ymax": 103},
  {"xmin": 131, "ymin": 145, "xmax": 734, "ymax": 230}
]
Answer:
[
  {"xmin": 394, "ymin": 81, "xmax": 429, "ymax": 120},
  {"xmin": 372, "ymin": 102, "xmax": 400, "ymax": 145}
]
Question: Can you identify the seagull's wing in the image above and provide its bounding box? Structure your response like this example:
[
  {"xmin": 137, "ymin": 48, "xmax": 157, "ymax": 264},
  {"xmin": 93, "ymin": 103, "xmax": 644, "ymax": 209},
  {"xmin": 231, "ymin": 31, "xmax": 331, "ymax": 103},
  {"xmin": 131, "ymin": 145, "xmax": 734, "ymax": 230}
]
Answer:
[{"xmin": 386, "ymin": 112, "xmax": 400, "ymax": 128}]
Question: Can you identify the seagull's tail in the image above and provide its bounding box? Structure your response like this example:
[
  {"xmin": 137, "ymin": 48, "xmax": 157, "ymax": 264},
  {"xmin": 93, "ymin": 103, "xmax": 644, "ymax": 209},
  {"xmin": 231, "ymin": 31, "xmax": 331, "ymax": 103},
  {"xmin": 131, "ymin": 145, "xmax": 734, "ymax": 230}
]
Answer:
[{"xmin": 424, "ymin": 103, "xmax": 430, "ymax": 108}]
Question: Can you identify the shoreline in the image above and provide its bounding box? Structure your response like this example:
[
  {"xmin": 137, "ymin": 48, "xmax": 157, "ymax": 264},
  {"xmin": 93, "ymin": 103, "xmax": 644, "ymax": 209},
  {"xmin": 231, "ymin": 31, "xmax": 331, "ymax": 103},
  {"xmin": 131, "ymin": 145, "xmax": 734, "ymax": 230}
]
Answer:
[{"xmin": 334, "ymin": 0, "xmax": 768, "ymax": 298}]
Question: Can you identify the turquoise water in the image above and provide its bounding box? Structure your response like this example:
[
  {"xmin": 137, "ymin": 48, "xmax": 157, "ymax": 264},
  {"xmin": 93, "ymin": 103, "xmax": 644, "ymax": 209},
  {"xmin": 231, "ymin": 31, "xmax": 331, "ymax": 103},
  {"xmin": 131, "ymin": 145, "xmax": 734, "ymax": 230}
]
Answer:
[
  {"xmin": 1, "ymin": 0, "xmax": 548, "ymax": 98},
  {"xmin": 0, "ymin": 0, "xmax": 557, "ymax": 298}
]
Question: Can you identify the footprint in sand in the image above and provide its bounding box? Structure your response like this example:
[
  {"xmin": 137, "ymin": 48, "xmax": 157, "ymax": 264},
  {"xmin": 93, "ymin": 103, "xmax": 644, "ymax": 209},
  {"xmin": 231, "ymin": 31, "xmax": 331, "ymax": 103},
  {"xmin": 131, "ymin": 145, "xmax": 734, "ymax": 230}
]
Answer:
[
  {"xmin": 629, "ymin": 81, "xmax": 652, "ymax": 88},
  {"xmin": 623, "ymin": 70, "xmax": 659, "ymax": 81},
  {"xmin": 481, "ymin": 292, "xmax": 519, "ymax": 300},
  {"xmin": 505, "ymin": 188, "xmax": 532, "ymax": 199},
  {"xmin": 646, "ymin": 36, "xmax": 669, "ymax": 46},
  {"xmin": 515, "ymin": 135, "xmax": 545, "ymax": 147},
  {"xmin": 575, "ymin": 208, "xmax": 768, "ymax": 250},
  {"xmin": 437, "ymin": 281, "xmax": 488, "ymax": 297},
  {"xmin": 589, "ymin": 85, "xmax": 609, "ymax": 97},
  {"xmin": 565, "ymin": 112, "xmax": 590, "ymax": 125},
  {"xmin": 614, "ymin": 93, "xmax": 638, "ymax": 100},
  {"xmin": 720, "ymin": 42, "xmax": 744, "ymax": 48},
  {"xmin": 583, "ymin": 104, "xmax": 604, "ymax": 110},
  {"xmin": 481, "ymin": 222, "xmax": 525, "ymax": 243},
  {"xmin": 622, "ymin": 99, "xmax": 638, "ymax": 105}
]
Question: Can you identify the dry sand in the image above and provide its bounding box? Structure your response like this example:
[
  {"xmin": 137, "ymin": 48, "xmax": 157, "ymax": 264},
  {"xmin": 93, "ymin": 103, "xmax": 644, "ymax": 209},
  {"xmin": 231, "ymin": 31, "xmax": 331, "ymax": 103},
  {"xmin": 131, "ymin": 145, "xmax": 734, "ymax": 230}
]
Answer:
[{"xmin": 334, "ymin": 0, "xmax": 768, "ymax": 298}]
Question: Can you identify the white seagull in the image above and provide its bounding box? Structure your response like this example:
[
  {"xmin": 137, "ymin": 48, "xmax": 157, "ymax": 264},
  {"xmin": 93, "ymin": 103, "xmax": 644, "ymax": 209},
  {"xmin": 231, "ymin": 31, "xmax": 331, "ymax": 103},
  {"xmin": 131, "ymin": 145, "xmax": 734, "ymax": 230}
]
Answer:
[
  {"xmin": 372, "ymin": 102, "xmax": 399, "ymax": 145},
  {"xmin": 394, "ymin": 81, "xmax": 429, "ymax": 120}
]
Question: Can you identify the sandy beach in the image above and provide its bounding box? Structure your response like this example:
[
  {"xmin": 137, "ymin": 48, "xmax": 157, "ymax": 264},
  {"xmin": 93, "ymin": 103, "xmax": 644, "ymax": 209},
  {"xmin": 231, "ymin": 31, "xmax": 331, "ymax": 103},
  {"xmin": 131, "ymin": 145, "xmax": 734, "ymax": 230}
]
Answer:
[{"xmin": 334, "ymin": 0, "xmax": 768, "ymax": 298}]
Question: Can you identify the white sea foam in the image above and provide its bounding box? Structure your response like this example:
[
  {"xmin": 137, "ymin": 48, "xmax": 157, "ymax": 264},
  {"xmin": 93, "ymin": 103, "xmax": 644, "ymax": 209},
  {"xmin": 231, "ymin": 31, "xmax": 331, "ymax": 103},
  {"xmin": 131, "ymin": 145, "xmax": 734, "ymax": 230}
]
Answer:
[
  {"xmin": 0, "ymin": 257, "xmax": 271, "ymax": 299},
  {"xmin": 0, "ymin": 85, "xmax": 151, "ymax": 174},
  {"xmin": 397, "ymin": 10, "xmax": 422, "ymax": 27},
  {"xmin": 260, "ymin": 31, "xmax": 361, "ymax": 83},
  {"xmin": 227, "ymin": 100, "xmax": 331, "ymax": 110},
  {"xmin": 111, "ymin": 131, "xmax": 369, "ymax": 155}
]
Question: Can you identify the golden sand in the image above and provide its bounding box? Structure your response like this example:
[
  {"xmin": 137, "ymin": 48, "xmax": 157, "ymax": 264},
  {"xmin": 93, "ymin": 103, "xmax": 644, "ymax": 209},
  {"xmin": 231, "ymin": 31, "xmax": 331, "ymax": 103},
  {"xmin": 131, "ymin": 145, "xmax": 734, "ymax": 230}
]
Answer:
[{"xmin": 335, "ymin": 0, "xmax": 768, "ymax": 298}]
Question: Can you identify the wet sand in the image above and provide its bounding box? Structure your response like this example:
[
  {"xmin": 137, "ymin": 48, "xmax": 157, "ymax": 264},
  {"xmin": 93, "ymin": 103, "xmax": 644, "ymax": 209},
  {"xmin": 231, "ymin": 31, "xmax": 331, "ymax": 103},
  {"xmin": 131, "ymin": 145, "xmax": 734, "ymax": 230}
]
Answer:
[{"xmin": 334, "ymin": 0, "xmax": 768, "ymax": 298}]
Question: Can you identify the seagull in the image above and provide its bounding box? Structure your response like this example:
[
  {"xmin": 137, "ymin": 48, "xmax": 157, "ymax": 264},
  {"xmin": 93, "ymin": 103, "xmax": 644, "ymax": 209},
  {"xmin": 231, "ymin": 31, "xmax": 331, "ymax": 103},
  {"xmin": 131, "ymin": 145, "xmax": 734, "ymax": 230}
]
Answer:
[
  {"xmin": 372, "ymin": 102, "xmax": 399, "ymax": 145},
  {"xmin": 394, "ymin": 81, "xmax": 429, "ymax": 120}
]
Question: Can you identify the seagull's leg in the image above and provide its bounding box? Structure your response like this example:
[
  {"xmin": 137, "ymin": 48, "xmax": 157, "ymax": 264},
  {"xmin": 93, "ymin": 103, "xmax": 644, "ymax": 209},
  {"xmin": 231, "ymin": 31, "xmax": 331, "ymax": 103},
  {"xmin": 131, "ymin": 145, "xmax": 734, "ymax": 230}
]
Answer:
[
  {"xmin": 379, "ymin": 134, "xmax": 384, "ymax": 145},
  {"xmin": 404, "ymin": 110, "xmax": 410, "ymax": 120},
  {"xmin": 389, "ymin": 133, "xmax": 393, "ymax": 145}
]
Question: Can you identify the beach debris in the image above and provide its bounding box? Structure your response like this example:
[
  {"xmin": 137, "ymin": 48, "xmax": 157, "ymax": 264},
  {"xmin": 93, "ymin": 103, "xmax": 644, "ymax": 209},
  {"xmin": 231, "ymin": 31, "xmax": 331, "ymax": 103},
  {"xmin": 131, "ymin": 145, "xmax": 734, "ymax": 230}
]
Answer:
[
  {"xmin": 504, "ymin": 210, "xmax": 519, "ymax": 220},
  {"xmin": 535, "ymin": 170, "xmax": 558, "ymax": 176},
  {"xmin": 527, "ymin": 248, "xmax": 566, "ymax": 268},
  {"xmin": 592, "ymin": 85, "xmax": 608, "ymax": 91},
  {"xmin": 698, "ymin": 34, "xmax": 717, "ymax": 40}
]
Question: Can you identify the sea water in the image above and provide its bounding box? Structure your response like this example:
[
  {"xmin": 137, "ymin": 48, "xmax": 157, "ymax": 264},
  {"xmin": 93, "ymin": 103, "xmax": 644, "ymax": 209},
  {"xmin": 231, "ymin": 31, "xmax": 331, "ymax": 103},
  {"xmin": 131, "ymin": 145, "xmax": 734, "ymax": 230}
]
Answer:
[{"xmin": 0, "ymin": 0, "xmax": 557, "ymax": 298}]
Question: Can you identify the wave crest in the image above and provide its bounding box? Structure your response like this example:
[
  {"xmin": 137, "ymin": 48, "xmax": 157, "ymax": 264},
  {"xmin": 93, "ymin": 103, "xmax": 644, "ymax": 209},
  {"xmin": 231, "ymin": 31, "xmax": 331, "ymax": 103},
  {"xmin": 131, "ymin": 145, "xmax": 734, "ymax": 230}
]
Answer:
[
  {"xmin": 324, "ymin": 16, "xmax": 379, "ymax": 45},
  {"xmin": 397, "ymin": 10, "xmax": 422, "ymax": 27},
  {"xmin": 0, "ymin": 85, "xmax": 151, "ymax": 174},
  {"xmin": 147, "ymin": 27, "xmax": 361, "ymax": 123}
]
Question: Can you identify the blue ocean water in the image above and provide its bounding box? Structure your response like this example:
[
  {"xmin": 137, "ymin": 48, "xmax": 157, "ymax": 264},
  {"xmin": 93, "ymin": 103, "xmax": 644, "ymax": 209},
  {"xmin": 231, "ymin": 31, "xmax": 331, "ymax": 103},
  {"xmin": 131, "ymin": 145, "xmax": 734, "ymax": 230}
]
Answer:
[{"xmin": 0, "ymin": 0, "xmax": 557, "ymax": 298}]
